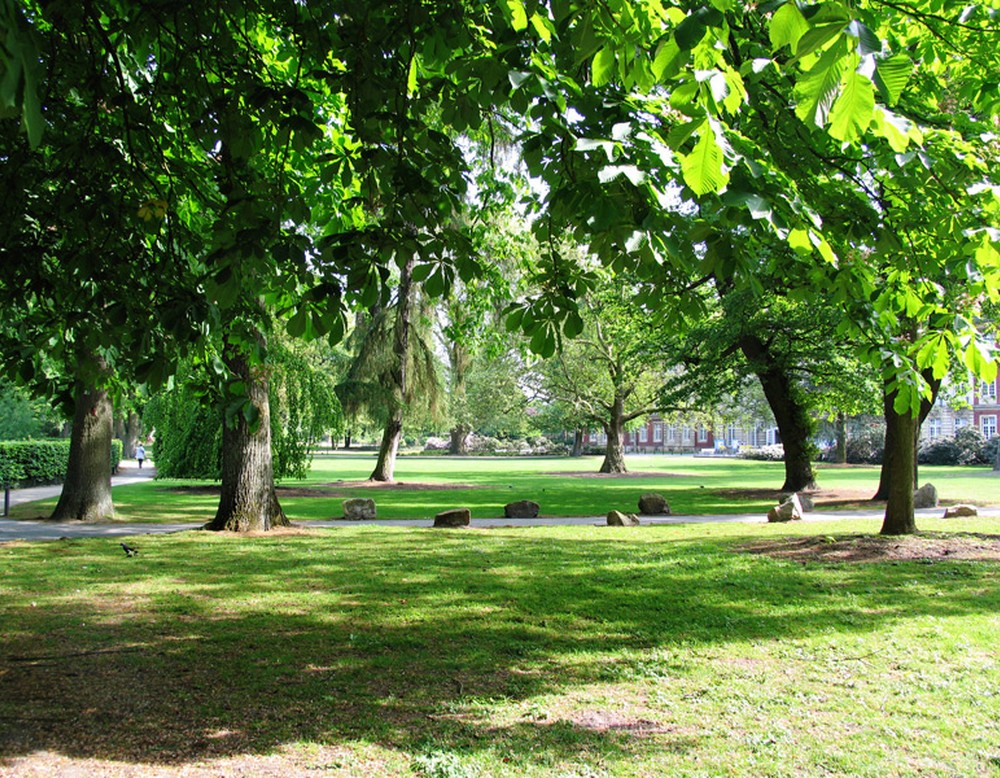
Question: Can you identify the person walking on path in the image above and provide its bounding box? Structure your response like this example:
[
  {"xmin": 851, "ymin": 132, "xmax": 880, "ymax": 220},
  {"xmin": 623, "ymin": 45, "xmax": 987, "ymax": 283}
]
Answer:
[{"xmin": 136, "ymin": 444, "xmax": 146, "ymax": 469}]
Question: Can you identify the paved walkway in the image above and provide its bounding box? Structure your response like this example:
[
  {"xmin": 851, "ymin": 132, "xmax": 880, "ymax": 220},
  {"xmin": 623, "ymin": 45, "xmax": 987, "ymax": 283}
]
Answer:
[{"xmin": 2, "ymin": 465, "xmax": 997, "ymax": 543}]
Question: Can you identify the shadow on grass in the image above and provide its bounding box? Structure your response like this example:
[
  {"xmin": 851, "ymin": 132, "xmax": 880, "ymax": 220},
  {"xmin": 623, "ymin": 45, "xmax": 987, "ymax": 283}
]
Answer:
[{"xmin": 0, "ymin": 526, "xmax": 996, "ymax": 769}]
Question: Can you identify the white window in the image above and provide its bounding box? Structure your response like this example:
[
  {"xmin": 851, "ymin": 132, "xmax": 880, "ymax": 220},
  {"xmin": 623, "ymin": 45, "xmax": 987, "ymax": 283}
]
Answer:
[
  {"xmin": 926, "ymin": 417, "xmax": 942, "ymax": 439},
  {"xmin": 667, "ymin": 426, "xmax": 676, "ymax": 443},
  {"xmin": 590, "ymin": 431, "xmax": 598, "ymax": 443},
  {"xmin": 638, "ymin": 425, "xmax": 648, "ymax": 443},
  {"xmin": 766, "ymin": 428, "xmax": 777, "ymax": 445},
  {"xmin": 653, "ymin": 423, "xmax": 663, "ymax": 443},
  {"xmin": 982, "ymin": 381, "xmax": 997, "ymax": 401},
  {"xmin": 698, "ymin": 426, "xmax": 708, "ymax": 443},
  {"xmin": 683, "ymin": 427, "xmax": 691, "ymax": 443},
  {"xmin": 727, "ymin": 424, "xmax": 737, "ymax": 442},
  {"xmin": 983, "ymin": 416, "xmax": 997, "ymax": 439}
]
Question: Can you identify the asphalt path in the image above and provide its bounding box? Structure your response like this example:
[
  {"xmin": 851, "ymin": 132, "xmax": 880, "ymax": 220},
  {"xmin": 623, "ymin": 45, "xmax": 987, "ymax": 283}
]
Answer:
[{"xmin": 2, "ymin": 465, "xmax": 996, "ymax": 543}]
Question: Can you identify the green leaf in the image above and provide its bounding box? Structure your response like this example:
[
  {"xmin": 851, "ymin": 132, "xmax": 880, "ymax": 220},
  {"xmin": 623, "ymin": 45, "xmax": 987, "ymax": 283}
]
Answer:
[
  {"xmin": 286, "ymin": 308, "xmax": 308, "ymax": 338},
  {"xmin": 788, "ymin": 227, "xmax": 812, "ymax": 254},
  {"xmin": 872, "ymin": 53, "xmax": 912, "ymax": 105},
  {"xmin": 847, "ymin": 20, "xmax": 881, "ymax": 57},
  {"xmin": 563, "ymin": 310, "xmax": 584, "ymax": 338},
  {"xmin": 652, "ymin": 38, "xmax": 683, "ymax": 81},
  {"xmin": 680, "ymin": 127, "xmax": 729, "ymax": 196},
  {"xmin": 592, "ymin": 46, "xmax": 616, "ymax": 87},
  {"xmin": 828, "ymin": 70, "xmax": 874, "ymax": 142},
  {"xmin": 503, "ymin": 0, "xmax": 528, "ymax": 31},
  {"xmin": 793, "ymin": 4, "xmax": 851, "ymax": 60},
  {"xmin": 794, "ymin": 37, "xmax": 849, "ymax": 129},
  {"xmin": 964, "ymin": 340, "xmax": 999, "ymax": 382},
  {"xmin": 529, "ymin": 12, "xmax": 553, "ymax": 42},
  {"xmin": 769, "ymin": 2, "xmax": 808, "ymax": 52}
]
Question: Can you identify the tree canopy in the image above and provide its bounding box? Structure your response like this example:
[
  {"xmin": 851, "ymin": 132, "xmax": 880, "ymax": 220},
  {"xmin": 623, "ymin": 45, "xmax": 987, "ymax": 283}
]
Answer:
[{"xmin": 3, "ymin": 0, "xmax": 998, "ymax": 532}]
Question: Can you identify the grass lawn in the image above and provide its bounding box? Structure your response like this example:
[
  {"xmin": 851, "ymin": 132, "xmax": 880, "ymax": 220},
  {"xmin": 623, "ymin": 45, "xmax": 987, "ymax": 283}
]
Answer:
[
  {"xmin": 1, "ymin": 517, "xmax": 998, "ymax": 776},
  {"xmin": 10, "ymin": 453, "xmax": 1000, "ymax": 524}
]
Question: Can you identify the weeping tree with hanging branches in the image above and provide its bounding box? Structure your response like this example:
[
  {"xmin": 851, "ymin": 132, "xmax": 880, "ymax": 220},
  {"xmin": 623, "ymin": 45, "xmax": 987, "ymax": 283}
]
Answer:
[{"xmin": 337, "ymin": 278, "xmax": 445, "ymax": 482}]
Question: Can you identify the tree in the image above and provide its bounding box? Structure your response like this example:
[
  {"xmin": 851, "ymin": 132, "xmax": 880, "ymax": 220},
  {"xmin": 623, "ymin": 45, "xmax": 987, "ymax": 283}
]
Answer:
[
  {"xmin": 7, "ymin": 1, "xmax": 999, "ymax": 535},
  {"xmin": 338, "ymin": 278, "xmax": 445, "ymax": 481},
  {"xmin": 146, "ymin": 336, "xmax": 341, "ymax": 482},
  {"xmin": 538, "ymin": 272, "xmax": 676, "ymax": 473},
  {"xmin": 660, "ymin": 283, "xmax": 880, "ymax": 492}
]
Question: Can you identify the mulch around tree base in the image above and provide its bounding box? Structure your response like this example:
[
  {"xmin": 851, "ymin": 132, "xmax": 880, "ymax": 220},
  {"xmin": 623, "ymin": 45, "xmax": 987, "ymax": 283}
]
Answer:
[
  {"xmin": 738, "ymin": 532, "xmax": 1000, "ymax": 563},
  {"xmin": 160, "ymin": 481, "xmax": 482, "ymax": 498}
]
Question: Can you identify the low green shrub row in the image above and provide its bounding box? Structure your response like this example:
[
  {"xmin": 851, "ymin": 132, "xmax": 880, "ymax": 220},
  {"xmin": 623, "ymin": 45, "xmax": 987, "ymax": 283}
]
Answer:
[{"xmin": 0, "ymin": 439, "xmax": 123, "ymax": 486}]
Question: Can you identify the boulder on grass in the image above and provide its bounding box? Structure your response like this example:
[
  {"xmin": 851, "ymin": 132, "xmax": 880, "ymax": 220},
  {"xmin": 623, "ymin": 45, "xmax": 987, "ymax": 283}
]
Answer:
[
  {"xmin": 943, "ymin": 504, "xmax": 978, "ymax": 518},
  {"xmin": 637, "ymin": 493, "xmax": 670, "ymax": 515},
  {"xmin": 504, "ymin": 500, "xmax": 540, "ymax": 519},
  {"xmin": 607, "ymin": 510, "xmax": 640, "ymax": 526},
  {"xmin": 913, "ymin": 483, "xmax": 938, "ymax": 509},
  {"xmin": 767, "ymin": 495, "xmax": 802, "ymax": 523},
  {"xmin": 343, "ymin": 498, "xmax": 376, "ymax": 521},
  {"xmin": 434, "ymin": 508, "xmax": 471, "ymax": 528},
  {"xmin": 781, "ymin": 491, "xmax": 814, "ymax": 512}
]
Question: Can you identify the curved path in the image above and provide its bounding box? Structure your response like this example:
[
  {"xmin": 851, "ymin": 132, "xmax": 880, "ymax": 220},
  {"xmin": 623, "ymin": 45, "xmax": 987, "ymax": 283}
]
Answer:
[{"xmin": 2, "ymin": 464, "xmax": 996, "ymax": 542}]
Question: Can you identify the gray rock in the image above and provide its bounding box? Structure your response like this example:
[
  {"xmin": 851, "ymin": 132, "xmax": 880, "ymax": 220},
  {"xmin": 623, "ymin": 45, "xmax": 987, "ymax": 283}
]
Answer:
[
  {"xmin": 637, "ymin": 492, "xmax": 670, "ymax": 515},
  {"xmin": 433, "ymin": 508, "xmax": 471, "ymax": 528},
  {"xmin": 504, "ymin": 500, "xmax": 540, "ymax": 519},
  {"xmin": 607, "ymin": 509, "xmax": 640, "ymax": 526},
  {"xmin": 943, "ymin": 504, "xmax": 978, "ymax": 518},
  {"xmin": 767, "ymin": 497, "xmax": 802, "ymax": 523},
  {"xmin": 781, "ymin": 491, "xmax": 814, "ymax": 511},
  {"xmin": 913, "ymin": 483, "xmax": 939, "ymax": 509},
  {"xmin": 343, "ymin": 498, "xmax": 376, "ymax": 520}
]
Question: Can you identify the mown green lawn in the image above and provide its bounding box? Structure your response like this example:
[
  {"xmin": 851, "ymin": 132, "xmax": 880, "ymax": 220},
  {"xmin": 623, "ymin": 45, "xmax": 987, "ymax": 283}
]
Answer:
[
  {"xmin": 11, "ymin": 453, "xmax": 1000, "ymax": 524},
  {"xmin": 1, "ymin": 517, "xmax": 998, "ymax": 776}
]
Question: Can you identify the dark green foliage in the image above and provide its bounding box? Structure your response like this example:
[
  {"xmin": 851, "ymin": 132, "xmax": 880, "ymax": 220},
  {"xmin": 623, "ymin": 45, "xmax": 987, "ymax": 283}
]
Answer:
[
  {"xmin": 0, "ymin": 380, "xmax": 63, "ymax": 440},
  {"xmin": 0, "ymin": 439, "xmax": 118, "ymax": 485},
  {"xmin": 845, "ymin": 425, "xmax": 885, "ymax": 465},
  {"xmin": 110, "ymin": 439, "xmax": 122, "ymax": 473},
  {"xmin": 0, "ymin": 440, "xmax": 69, "ymax": 485},
  {"xmin": 918, "ymin": 428, "xmax": 992, "ymax": 466},
  {"xmin": 144, "ymin": 386, "xmax": 222, "ymax": 479},
  {"xmin": 269, "ymin": 342, "xmax": 344, "ymax": 480},
  {"xmin": 146, "ymin": 344, "xmax": 343, "ymax": 481}
]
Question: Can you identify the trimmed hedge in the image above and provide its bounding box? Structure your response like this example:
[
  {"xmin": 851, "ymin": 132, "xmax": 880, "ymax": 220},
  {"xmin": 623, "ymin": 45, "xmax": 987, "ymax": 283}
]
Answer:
[{"xmin": 0, "ymin": 439, "xmax": 123, "ymax": 486}]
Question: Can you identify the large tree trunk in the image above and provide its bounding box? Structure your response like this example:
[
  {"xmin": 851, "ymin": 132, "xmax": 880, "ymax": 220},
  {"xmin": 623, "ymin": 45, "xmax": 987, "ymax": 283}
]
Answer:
[
  {"xmin": 448, "ymin": 339, "xmax": 471, "ymax": 456},
  {"xmin": 204, "ymin": 338, "xmax": 287, "ymax": 532},
  {"xmin": 835, "ymin": 411, "xmax": 847, "ymax": 464},
  {"xmin": 874, "ymin": 371, "xmax": 940, "ymax": 500},
  {"xmin": 370, "ymin": 257, "xmax": 415, "ymax": 482},
  {"xmin": 880, "ymin": 389, "xmax": 918, "ymax": 535},
  {"xmin": 449, "ymin": 423, "xmax": 471, "ymax": 455},
  {"xmin": 599, "ymin": 395, "xmax": 628, "ymax": 473},
  {"xmin": 739, "ymin": 336, "xmax": 816, "ymax": 492},
  {"xmin": 51, "ymin": 360, "xmax": 114, "ymax": 522},
  {"xmin": 571, "ymin": 428, "xmax": 585, "ymax": 458},
  {"xmin": 121, "ymin": 410, "xmax": 141, "ymax": 459}
]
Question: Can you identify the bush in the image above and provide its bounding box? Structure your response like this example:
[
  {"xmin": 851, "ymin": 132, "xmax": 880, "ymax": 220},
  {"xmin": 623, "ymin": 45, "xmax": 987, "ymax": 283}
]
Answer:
[
  {"xmin": 918, "ymin": 438, "xmax": 961, "ymax": 465},
  {"xmin": 0, "ymin": 440, "xmax": 70, "ymax": 485},
  {"xmin": 918, "ymin": 428, "xmax": 992, "ymax": 466},
  {"xmin": 0, "ymin": 439, "xmax": 123, "ymax": 486},
  {"xmin": 845, "ymin": 426, "xmax": 884, "ymax": 464},
  {"xmin": 738, "ymin": 444, "xmax": 785, "ymax": 461}
]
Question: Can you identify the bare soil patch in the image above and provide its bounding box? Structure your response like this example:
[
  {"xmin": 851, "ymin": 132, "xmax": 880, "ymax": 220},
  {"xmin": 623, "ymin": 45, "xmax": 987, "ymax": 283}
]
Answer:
[
  {"xmin": 161, "ymin": 481, "xmax": 481, "ymax": 498},
  {"xmin": 567, "ymin": 709, "xmax": 674, "ymax": 735},
  {"xmin": 321, "ymin": 480, "xmax": 482, "ymax": 491},
  {"xmin": 715, "ymin": 487, "xmax": 881, "ymax": 509},
  {"xmin": 739, "ymin": 532, "xmax": 1000, "ymax": 564},
  {"xmin": 549, "ymin": 471, "xmax": 687, "ymax": 479}
]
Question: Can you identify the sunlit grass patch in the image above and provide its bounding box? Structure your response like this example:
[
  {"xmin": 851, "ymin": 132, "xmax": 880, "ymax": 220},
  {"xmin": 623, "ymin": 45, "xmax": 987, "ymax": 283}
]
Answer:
[{"xmin": 2, "ymin": 519, "xmax": 998, "ymax": 775}]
